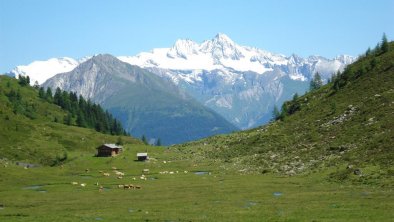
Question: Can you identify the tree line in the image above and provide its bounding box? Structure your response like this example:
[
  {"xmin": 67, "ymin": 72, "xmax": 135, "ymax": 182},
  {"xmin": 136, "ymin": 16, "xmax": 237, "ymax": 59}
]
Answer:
[{"xmin": 37, "ymin": 86, "xmax": 128, "ymax": 136}]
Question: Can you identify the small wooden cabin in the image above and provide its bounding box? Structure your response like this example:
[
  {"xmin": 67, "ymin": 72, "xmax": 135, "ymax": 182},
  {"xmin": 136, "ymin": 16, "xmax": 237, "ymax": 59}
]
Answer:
[
  {"xmin": 97, "ymin": 144, "xmax": 123, "ymax": 157},
  {"xmin": 137, "ymin": 153, "xmax": 148, "ymax": 161}
]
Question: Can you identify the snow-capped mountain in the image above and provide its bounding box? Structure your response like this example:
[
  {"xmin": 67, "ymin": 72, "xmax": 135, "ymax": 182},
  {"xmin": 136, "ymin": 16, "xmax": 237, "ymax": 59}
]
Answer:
[
  {"xmin": 6, "ymin": 33, "xmax": 355, "ymax": 129},
  {"xmin": 8, "ymin": 57, "xmax": 90, "ymax": 85},
  {"xmin": 42, "ymin": 54, "xmax": 237, "ymax": 145},
  {"xmin": 118, "ymin": 33, "xmax": 355, "ymax": 128}
]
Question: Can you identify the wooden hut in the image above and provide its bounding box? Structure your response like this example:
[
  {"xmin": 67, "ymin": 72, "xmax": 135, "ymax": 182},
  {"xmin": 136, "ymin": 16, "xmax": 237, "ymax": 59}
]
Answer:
[
  {"xmin": 97, "ymin": 144, "xmax": 123, "ymax": 157},
  {"xmin": 137, "ymin": 153, "xmax": 148, "ymax": 161}
]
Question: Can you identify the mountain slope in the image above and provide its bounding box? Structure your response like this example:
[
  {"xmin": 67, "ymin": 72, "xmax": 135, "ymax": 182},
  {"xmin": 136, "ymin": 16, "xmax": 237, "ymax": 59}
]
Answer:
[
  {"xmin": 0, "ymin": 75, "xmax": 139, "ymax": 165},
  {"xmin": 175, "ymin": 42, "xmax": 394, "ymax": 184},
  {"xmin": 119, "ymin": 33, "xmax": 355, "ymax": 129},
  {"xmin": 43, "ymin": 54, "xmax": 237, "ymax": 145}
]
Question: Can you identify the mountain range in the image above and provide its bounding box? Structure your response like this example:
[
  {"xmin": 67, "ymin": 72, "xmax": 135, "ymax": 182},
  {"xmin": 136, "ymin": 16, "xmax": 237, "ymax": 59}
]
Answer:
[
  {"xmin": 7, "ymin": 33, "xmax": 355, "ymax": 142},
  {"xmin": 42, "ymin": 54, "xmax": 237, "ymax": 145},
  {"xmin": 120, "ymin": 33, "xmax": 355, "ymax": 128}
]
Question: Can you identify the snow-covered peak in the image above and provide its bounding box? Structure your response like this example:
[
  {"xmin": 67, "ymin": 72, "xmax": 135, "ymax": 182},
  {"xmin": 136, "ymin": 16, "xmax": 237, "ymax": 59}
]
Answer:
[
  {"xmin": 118, "ymin": 33, "xmax": 355, "ymax": 81},
  {"xmin": 167, "ymin": 39, "xmax": 199, "ymax": 59},
  {"xmin": 200, "ymin": 33, "xmax": 244, "ymax": 60},
  {"xmin": 10, "ymin": 57, "xmax": 83, "ymax": 85}
]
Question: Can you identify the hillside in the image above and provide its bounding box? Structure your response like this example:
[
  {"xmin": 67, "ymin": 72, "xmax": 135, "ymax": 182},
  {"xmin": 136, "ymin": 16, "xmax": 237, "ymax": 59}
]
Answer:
[
  {"xmin": 0, "ymin": 76, "xmax": 139, "ymax": 165},
  {"xmin": 43, "ymin": 54, "xmax": 238, "ymax": 145},
  {"xmin": 175, "ymin": 41, "xmax": 394, "ymax": 184}
]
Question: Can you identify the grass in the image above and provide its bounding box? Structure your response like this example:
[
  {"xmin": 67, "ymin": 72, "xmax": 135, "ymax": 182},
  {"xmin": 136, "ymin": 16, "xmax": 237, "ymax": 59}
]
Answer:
[{"xmin": 0, "ymin": 145, "xmax": 393, "ymax": 221}]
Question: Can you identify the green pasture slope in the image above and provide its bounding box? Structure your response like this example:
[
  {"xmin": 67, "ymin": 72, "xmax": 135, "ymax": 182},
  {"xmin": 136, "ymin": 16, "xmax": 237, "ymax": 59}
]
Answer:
[
  {"xmin": 0, "ymin": 146, "xmax": 392, "ymax": 221},
  {"xmin": 0, "ymin": 42, "xmax": 393, "ymax": 221}
]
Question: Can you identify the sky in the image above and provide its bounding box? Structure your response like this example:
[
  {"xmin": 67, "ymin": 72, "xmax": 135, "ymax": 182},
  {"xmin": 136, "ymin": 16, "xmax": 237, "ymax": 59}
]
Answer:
[{"xmin": 1, "ymin": 0, "xmax": 393, "ymax": 73}]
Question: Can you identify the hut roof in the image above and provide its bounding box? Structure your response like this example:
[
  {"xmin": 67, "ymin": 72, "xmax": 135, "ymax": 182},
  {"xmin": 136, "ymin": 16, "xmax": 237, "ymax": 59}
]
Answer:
[
  {"xmin": 98, "ymin": 144, "xmax": 123, "ymax": 149},
  {"xmin": 137, "ymin": 153, "xmax": 148, "ymax": 157}
]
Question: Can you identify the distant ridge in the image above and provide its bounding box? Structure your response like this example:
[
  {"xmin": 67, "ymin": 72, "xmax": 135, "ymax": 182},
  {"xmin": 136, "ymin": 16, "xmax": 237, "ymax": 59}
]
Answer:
[{"xmin": 43, "ymin": 54, "xmax": 238, "ymax": 145}]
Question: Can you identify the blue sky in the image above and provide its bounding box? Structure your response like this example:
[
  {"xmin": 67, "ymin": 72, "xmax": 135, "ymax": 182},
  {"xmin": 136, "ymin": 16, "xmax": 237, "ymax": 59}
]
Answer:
[{"xmin": 1, "ymin": 0, "xmax": 393, "ymax": 72}]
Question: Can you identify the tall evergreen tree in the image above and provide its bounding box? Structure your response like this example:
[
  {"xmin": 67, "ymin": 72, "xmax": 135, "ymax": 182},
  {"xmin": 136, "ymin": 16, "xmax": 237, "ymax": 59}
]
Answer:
[
  {"xmin": 38, "ymin": 87, "xmax": 45, "ymax": 99},
  {"xmin": 46, "ymin": 87, "xmax": 53, "ymax": 102},
  {"xmin": 381, "ymin": 33, "xmax": 389, "ymax": 53},
  {"xmin": 54, "ymin": 87, "xmax": 62, "ymax": 105},
  {"xmin": 76, "ymin": 111, "xmax": 86, "ymax": 127},
  {"xmin": 310, "ymin": 72, "xmax": 323, "ymax": 91}
]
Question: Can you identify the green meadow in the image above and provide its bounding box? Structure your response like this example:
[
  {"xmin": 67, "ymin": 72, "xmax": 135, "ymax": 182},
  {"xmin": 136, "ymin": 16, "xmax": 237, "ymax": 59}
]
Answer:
[{"xmin": 0, "ymin": 144, "xmax": 392, "ymax": 221}]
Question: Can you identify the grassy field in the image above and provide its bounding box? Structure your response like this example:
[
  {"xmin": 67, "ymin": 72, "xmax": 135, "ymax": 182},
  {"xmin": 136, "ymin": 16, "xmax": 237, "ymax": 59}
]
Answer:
[{"xmin": 0, "ymin": 144, "xmax": 393, "ymax": 221}]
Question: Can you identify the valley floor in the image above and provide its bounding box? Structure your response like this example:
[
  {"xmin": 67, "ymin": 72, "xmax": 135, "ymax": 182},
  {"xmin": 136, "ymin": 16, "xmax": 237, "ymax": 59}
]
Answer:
[{"xmin": 0, "ymin": 145, "xmax": 392, "ymax": 221}]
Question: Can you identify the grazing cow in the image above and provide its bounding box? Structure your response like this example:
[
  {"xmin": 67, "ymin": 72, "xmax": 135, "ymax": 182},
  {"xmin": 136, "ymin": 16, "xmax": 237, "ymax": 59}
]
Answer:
[
  {"xmin": 99, "ymin": 186, "xmax": 104, "ymax": 192},
  {"xmin": 71, "ymin": 182, "xmax": 78, "ymax": 185},
  {"xmin": 117, "ymin": 176, "xmax": 123, "ymax": 179},
  {"xmin": 115, "ymin": 171, "xmax": 125, "ymax": 176},
  {"xmin": 123, "ymin": 184, "xmax": 134, "ymax": 189},
  {"xmin": 118, "ymin": 184, "xmax": 124, "ymax": 189},
  {"xmin": 135, "ymin": 185, "xmax": 141, "ymax": 189},
  {"xmin": 103, "ymin": 173, "xmax": 110, "ymax": 177},
  {"xmin": 80, "ymin": 183, "xmax": 86, "ymax": 187}
]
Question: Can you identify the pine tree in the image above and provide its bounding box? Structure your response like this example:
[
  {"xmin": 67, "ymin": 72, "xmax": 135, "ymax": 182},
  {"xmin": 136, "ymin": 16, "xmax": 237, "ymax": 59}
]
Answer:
[
  {"xmin": 54, "ymin": 87, "xmax": 62, "ymax": 105},
  {"xmin": 38, "ymin": 87, "xmax": 45, "ymax": 99},
  {"xmin": 292, "ymin": 93, "xmax": 299, "ymax": 101},
  {"xmin": 310, "ymin": 72, "xmax": 323, "ymax": 91},
  {"xmin": 76, "ymin": 111, "xmax": 86, "ymax": 127},
  {"xmin": 46, "ymin": 88, "xmax": 53, "ymax": 102},
  {"xmin": 381, "ymin": 33, "xmax": 389, "ymax": 53}
]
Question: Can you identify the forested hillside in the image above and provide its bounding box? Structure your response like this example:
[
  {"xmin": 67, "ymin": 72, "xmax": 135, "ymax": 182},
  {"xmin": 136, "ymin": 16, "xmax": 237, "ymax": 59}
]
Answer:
[{"xmin": 0, "ymin": 75, "xmax": 138, "ymax": 165}]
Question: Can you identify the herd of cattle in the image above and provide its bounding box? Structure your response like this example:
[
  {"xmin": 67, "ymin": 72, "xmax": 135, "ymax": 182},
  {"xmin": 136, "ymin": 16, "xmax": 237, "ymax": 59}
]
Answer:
[{"xmin": 70, "ymin": 166, "xmax": 190, "ymax": 191}]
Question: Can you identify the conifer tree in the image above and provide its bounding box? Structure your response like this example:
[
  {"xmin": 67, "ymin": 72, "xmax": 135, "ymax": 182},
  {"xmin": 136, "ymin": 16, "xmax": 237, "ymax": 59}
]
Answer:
[
  {"xmin": 46, "ymin": 88, "xmax": 53, "ymax": 102},
  {"xmin": 38, "ymin": 87, "xmax": 45, "ymax": 99},
  {"xmin": 310, "ymin": 72, "xmax": 323, "ymax": 91},
  {"xmin": 381, "ymin": 33, "xmax": 389, "ymax": 53}
]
